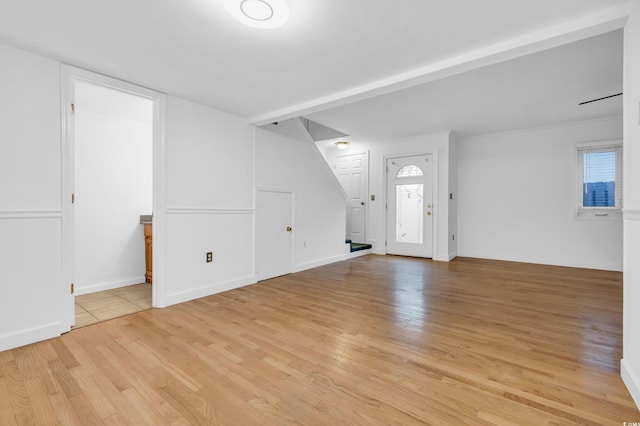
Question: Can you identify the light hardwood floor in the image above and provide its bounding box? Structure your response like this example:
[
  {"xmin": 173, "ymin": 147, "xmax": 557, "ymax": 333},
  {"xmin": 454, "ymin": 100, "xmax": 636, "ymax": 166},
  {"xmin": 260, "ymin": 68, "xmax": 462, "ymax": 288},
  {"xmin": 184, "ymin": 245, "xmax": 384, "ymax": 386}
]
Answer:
[
  {"xmin": 1, "ymin": 255, "xmax": 639, "ymax": 424},
  {"xmin": 75, "ymin": 284, "xmax": 152, "ymax": 328}
]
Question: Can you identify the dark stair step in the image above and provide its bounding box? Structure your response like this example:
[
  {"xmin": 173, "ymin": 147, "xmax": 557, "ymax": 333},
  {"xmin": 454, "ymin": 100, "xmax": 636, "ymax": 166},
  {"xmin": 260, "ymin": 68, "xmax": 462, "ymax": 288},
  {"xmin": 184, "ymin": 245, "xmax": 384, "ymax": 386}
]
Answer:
[{"xmin": 350, "ymin": 243, "xmax": 372, "ymax": 253}]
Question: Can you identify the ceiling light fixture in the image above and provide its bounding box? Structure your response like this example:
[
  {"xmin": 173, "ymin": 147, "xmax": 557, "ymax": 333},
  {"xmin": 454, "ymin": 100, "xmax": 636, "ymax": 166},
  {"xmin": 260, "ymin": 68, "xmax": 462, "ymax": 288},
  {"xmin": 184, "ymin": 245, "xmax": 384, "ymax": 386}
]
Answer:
[
  {"xmin": 226, "ymin": 0, "xmax": 289, "ymax": 29},
  {"xmin": 335, "ymin": 141, "xmax": 350, "ymax": 150}
]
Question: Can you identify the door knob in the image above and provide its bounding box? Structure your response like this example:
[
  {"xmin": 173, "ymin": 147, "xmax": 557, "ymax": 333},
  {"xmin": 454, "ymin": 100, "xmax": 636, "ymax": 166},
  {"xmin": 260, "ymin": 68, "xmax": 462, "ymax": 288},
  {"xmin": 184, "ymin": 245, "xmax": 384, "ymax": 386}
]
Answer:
[
  {"xmin": 286, "ymin": 226, "xmax": 292, "ymax": 232},
  {"xmin": 361, "ymin": 202, "xmax": 365, "ymax": 206},
  {"xmin": 427, "ymin": 211, "xmax": 432, "ymax": 216}
]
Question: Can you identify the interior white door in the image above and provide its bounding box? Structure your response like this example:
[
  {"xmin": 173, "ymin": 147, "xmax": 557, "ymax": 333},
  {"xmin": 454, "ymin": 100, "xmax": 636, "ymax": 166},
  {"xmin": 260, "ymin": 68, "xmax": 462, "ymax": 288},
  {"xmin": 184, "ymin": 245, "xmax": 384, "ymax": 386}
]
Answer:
[
  {"xmin": 334, "ymin": 153, "xmax": 368, "ymax": 243},
  {"xmin": 256, "ymin": 190, "xmax": 293, "ymax": 281},
  {"xmin": 386, "ymin": 155, "xmax": 433, "ymax": 258}
]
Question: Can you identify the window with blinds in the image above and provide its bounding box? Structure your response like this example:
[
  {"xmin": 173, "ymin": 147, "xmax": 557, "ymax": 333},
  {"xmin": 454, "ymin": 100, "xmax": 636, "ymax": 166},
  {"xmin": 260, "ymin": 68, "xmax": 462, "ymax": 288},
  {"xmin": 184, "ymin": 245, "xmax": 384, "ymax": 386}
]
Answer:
[{"xmin": 576, "ymin": 141, "xmax": 622, "ymax": 217}]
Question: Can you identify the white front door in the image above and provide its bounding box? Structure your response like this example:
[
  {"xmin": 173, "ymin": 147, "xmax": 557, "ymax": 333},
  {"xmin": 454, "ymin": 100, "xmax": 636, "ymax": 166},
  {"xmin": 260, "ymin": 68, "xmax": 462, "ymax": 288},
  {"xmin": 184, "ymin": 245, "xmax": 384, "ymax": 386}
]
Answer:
[
  {"xmin": 256, "ymin": 190, "xmax": 293, "ymax": 281},
  {"xmin": 334, "ymin": 153, "xmax": 368, "ymax": 243},
  {"xmin": 386, "ymin": 155, "xmax": 433, "ymax": 258}
]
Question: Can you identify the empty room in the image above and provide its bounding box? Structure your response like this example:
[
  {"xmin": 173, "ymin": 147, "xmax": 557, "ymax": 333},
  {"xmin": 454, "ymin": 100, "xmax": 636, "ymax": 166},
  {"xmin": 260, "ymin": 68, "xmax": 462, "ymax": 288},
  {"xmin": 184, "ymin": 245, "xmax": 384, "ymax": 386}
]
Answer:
[{"xmin": 1, "ymin": 0, "xmax": 640, "ymax": 424}]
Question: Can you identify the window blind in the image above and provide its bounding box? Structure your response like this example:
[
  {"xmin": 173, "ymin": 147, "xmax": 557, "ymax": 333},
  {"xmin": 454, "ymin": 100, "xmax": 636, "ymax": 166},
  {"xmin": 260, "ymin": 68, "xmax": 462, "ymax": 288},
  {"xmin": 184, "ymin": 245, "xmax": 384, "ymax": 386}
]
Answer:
[{"xmin": 577, "ymin": 144, "xmax": 623, "ymax": 211}]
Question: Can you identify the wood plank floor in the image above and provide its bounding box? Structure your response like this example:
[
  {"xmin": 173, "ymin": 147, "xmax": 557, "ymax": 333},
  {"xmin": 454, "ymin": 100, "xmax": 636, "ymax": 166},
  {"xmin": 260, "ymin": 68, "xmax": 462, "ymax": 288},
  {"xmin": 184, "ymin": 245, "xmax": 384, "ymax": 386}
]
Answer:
[{"xmin": 1, "ymin": 255, "xmax": 638, "ymax": 425}]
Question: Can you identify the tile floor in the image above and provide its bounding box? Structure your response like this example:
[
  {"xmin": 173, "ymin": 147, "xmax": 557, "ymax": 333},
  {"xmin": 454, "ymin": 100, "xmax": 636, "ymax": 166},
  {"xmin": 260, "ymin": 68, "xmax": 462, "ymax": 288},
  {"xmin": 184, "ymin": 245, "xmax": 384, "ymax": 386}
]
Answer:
[{"xmin": 75, "ymin": 283, "xmax": 152, "ymax": 328}]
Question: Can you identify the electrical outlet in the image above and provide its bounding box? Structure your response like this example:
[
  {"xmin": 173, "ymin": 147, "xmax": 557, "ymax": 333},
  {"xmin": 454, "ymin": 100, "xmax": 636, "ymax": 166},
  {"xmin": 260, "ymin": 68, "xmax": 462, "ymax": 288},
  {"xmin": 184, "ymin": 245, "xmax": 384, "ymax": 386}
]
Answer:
[
  {"xmin": 304, "ymin": 241, "xmax": 307, "ymax": 248},
  {"xmin": 452, "ymin": 234, "xmax": 455, "ymax": 241},
  {"xmin": 449, "ymin": 193, "xmax": 453, "ymax": 200},
  {"xmin": 206, "ymin": 252, "xmax": 213, "ymax": 262}
]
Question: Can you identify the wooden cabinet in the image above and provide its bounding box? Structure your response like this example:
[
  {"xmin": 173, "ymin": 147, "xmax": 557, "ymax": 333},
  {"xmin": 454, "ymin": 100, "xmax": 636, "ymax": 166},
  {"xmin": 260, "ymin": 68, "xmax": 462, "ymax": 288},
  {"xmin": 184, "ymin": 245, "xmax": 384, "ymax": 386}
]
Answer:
[{"xmin": 144, "ymin": 223, "xmax": 152, "ymax": 284}]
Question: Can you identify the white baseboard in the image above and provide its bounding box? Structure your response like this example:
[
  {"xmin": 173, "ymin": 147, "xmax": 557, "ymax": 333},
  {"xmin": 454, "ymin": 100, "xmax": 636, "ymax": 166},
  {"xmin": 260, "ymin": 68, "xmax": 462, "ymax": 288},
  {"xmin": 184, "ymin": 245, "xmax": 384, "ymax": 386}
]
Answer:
[
  {"xmin": 0, "ymin": 321, "xmax": 68, "ymax": 353},
  {"xmin": 433, "ymin": 255, "xmax": 451, "ymax": 262},
  {"xmin": 345, "ymin": 249, "xmax": 372, "ymax": 259},
  {"xmin": 75, "ymin": 276, "xmax": 147, "ymax": 296},
  {"xmin": 448, "ymin": 250, "xmax": 458, "ymax": 261},
  {"xmin": 621, "ymin": 358, "xmax": 640, "ymax": 410},
  {"xmin": 162, "ymin": 275, "xmax": 257, "ymax": 308},
  {"xmin": 294, "ymin": 253, "xmax": 348, "ymax": 273}
]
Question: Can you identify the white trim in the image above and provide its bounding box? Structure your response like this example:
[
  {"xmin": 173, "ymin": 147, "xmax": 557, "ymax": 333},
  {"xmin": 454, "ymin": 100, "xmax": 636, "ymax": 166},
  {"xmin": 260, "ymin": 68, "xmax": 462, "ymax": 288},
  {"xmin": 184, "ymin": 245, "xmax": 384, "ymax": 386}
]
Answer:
[
  {"xmin": 621, "ymin": 359, "xmax": 640, "ymax": 410},
  {"xmin": 623, "ymin": 209, "xmax": 640, "ymax": 221},
  {"xmin": 294, "ymin": 253, "xmax": 348, "ymax": 272},
  {"xmin": 383, "ymin": 152, "xmax": 439, "ymax": 259},
  {"xmin": 74, "ymin": 276, "xmax": 147, "ymax": 296},
  {"xmin": 345, "ymin": 249, "xmax": 372, "ymax": 260},
  {"xmin": 0, "ymin": 210, "xmax": 62, "ymax": 219},
  {"xmin": 255, "ymin": 189, "xmax": 296, "ymax": 281},
  {"xmin": 60, "ymin": 64, "xmax": 76, "ymax": 335},
  {"xmin": 163, "ymin": 275, "xmax": 257, "ymax": 307},
  {"xmin": 432, "ymin": 255, "xmax": 450, "ymax": 262},
  {"xmin": 61, "ymin": 64, "xmax": 163, "ymax": 100},
  {"xmin": 0, "ymin": 321, "xmax": 67, "ymax": 353},
  {"xmin": 166, "ymin": 207, "xmax": 254, "ymax": 215},
  {"xmin": 61, "ymin": 64, "xmax": 167, "ymax": 316},
  {"xmin": 252, "ymin": 126, "xmax": 257, "ymax": 290},
  {"xmin": 256, "ymin": 186, "xmax": 296, "ymax": 193},
  {"xmin": 432, "ymin": 149, "xmax": 440, "ymax": 259},
  {"xmin": 575, "ymin": 139, "xmax": 623, "ymax": 218},
  {"xmin": 336, "ymin": 151, "xmax": 370, "ymax": 243},
  {"xmin": 448, "ymin": 250, "xmax": 458, "ymax": 261},
  {"xmin": 576, "ymin": 139, "xmax": 623, "ymax": 150},
  {"xmin": 152, "ymin": 95, "xmax": 167, "ymax": 309}
]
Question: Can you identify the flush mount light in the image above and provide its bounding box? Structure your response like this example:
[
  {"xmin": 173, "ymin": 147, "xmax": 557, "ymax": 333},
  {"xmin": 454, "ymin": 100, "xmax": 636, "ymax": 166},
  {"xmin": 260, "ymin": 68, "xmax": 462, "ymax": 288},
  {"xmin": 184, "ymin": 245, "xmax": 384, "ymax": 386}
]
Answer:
[
  {"xmin": 335, "ymin": 141, "xmax": 350, "ymax": 150},
  {"xmin": 226, "ymin": 0, "xmax": 289, "ymax": 29}
]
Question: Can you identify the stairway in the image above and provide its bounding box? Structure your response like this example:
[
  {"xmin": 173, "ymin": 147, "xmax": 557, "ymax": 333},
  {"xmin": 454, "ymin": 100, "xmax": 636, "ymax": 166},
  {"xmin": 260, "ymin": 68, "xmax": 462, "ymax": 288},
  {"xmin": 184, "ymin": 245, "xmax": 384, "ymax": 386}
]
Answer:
[{"xmin": 346, "ymin": 239, "xmax": 372, "ymax": 253}]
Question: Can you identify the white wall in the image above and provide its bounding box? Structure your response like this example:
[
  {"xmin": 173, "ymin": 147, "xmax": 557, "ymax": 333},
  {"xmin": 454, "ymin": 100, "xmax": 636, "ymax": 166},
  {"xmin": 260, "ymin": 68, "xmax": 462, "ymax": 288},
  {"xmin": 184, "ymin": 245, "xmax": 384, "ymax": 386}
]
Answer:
[
  {"xmin": 622, "ymin": 0, "xmax": 640, "ymax": 409},
  {"xmin": 161, "ymin": 96, "xmax": 255, "ymax": 307},
  {"xmin": 255, "ymin": 128, "xmax": 348, "ymax": 271},
  {"xmin": 457, "ymin": 117, "xmax": 623, "ymax": 271},
  {"xmin": 324, "ymin": 131, "xmax": 456, "ymax": 261},
  {"xmin": 74, "ymin": 81, "xmax": 153, "ymax": 294},
  {"xmin": 0, "ymin": 43, "xmax": 65, "ymax": 351},
  {"xmin": 0, "ymin": 40, "xmax": 353, "ymax": 351}
]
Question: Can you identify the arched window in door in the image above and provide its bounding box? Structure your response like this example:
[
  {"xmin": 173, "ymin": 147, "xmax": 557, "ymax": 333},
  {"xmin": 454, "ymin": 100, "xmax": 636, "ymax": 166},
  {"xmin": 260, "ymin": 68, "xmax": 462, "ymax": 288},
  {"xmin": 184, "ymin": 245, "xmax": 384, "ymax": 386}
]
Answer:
[{"xmin": 396, "ymin": 164, "xmax": 423, "ymax": 178}]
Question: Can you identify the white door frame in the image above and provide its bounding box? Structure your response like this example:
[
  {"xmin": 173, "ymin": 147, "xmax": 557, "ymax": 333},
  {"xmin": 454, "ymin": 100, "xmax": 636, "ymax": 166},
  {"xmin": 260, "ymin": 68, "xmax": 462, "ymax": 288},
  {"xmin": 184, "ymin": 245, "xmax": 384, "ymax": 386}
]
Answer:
[
  {"xmin": 255, "ymin": 187, "xmax": 295, "ymax": 280},
  {"xmin": 383, "ymin": 151, "xmax": 439, "ymax": 258},
  {"xmin": 61, "ymin": 65, "xmax": 166, "ymax": 329},
  {"xmin": 334, "ymin": 151, "xmax": 369, "ymax": 244}
]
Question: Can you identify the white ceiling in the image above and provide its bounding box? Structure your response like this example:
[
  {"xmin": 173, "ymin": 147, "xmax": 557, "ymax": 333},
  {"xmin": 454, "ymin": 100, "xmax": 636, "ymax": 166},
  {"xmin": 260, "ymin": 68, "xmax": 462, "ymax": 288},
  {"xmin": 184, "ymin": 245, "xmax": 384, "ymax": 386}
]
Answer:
[
  {"xmin": 309, "ymin": 29, "xmax": 623, "ymax": 144},
  {"xmin": 0, "ymin": 0, "xmax": 628, "ymax": 140}
]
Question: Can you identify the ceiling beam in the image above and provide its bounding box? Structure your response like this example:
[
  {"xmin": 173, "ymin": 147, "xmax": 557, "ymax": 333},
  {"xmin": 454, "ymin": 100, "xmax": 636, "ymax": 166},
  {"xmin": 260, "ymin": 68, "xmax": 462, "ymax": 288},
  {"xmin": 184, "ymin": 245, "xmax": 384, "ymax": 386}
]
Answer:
[{"xmin": 248, "ymin": 4, "xmax": 629, "ymax": 127}]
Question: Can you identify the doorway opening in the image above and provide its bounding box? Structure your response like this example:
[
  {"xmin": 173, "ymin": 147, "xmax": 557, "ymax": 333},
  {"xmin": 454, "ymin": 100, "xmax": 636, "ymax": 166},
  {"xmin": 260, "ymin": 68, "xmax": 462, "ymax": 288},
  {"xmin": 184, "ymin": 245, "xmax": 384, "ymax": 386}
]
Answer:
[{"xmin": 63, "ymin": 68, "xmax": 161, "ymax": 328}]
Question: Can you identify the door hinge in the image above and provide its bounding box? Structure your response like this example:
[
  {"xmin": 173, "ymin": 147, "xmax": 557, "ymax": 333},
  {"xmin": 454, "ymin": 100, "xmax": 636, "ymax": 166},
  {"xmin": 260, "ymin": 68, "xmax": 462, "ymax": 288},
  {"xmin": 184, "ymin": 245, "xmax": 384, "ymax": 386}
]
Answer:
[
  {"xmin": 70, "ymin": 283, "xmax": 74, "ymax": 294},
  {"xmin": 71, "ymin": 193, "xmax": 75, "ymax": 204},
  {"xmin": 71, "ymin": 103, "xmax": 75, "ymax": 113},
  {"xmin": 385, "ymin": 202, "xmax": 387, "ymax": 209},
  {"xmin": 385, "ymin": 240, "xmax": 387, "ymax": 246}
]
